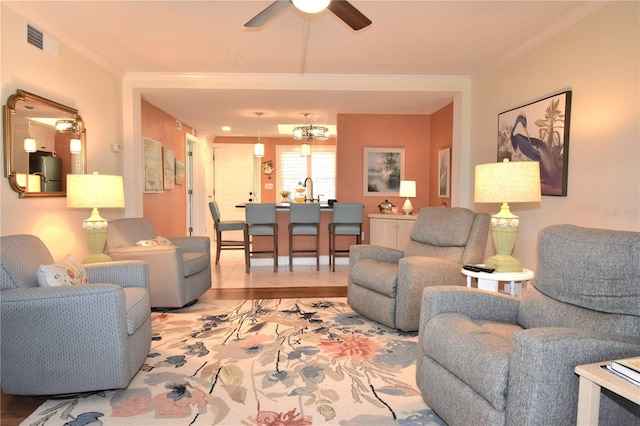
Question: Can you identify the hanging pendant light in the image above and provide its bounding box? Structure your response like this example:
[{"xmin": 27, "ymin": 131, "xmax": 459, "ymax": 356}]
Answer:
[
  {"xmin": 254, "ymin": 112, "xmax": 265, "ymax": 158},
  {"xmin": 23, "ymin": 119, "xmax": 37, "ymax": 153}
]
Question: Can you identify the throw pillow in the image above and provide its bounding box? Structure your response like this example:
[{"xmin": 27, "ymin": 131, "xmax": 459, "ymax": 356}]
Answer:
[
  {"xmin": 37, "ymin": 255, "xmax": 88, "ymax": 287},
  {"xmin": 136, "ymin": 236, "xmax": 174, "ymax": 246}
]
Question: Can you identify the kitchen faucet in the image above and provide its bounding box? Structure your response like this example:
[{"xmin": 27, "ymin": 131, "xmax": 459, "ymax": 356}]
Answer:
[{"xmin": 303, "ymin": 177, "xmax": 318, "ymax": 202}]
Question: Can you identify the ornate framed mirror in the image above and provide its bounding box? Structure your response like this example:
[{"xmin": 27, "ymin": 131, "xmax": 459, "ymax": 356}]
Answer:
[{"xmin": 3, "ymin": 89, "xmax": 86, "ymax": 197}]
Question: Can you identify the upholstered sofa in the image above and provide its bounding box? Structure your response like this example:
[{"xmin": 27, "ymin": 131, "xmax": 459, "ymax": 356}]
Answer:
[
  {"xmin": 106, "ymin": 218, "xmax": 211, "ymax": 308},
  {"xmin": 417, "ymin": 224, "xmax": 640, "ymax": 425},
  {"xmin": 348, "ymin": 207, "xmax": 490, "ymax": 331},
  {"xmin": 1, "ymin": 234, "xmax": 151, "ymax": 395}
]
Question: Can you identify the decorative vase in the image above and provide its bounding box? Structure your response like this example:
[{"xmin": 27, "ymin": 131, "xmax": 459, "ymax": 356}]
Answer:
[{"xmin": 294, "ymin": 182, "xmax": 305, "ymax": 203}]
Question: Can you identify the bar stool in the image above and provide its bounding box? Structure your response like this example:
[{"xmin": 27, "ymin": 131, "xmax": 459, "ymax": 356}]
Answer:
[
  {"xmin": 245, "ymin": 203, "xmax": 278, "ymax": 273},
  {"xmin": 328, "ymin": 202, "xmax": 364, "ymax": 272},
  {"xmin": 288, "ymin": 203, "xmax": 321, "ymax": 272},
  {"xmin": 208, "ymin": 201, "xmax": 247, "ymax": 265}
]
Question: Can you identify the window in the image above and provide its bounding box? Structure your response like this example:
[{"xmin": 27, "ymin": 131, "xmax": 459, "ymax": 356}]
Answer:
[{"xmin": 276, "ymin": 145, "xmax": 336, "ymax": 201}]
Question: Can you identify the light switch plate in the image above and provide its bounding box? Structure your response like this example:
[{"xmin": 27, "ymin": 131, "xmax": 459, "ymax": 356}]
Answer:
[{"xmin": 265, "ymin": 183, "xmax": 274, "ymax": 190}]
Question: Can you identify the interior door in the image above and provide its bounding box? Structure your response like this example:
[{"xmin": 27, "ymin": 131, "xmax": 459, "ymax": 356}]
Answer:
[{"xmin": 213, "ymin": 144, "xmax": 255, "ymax": 241}]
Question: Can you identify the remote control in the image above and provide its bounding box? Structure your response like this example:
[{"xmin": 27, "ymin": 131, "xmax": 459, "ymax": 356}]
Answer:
[{"xmin": 463, "ymin": 264, "xmax": 495, "ymax": 273}]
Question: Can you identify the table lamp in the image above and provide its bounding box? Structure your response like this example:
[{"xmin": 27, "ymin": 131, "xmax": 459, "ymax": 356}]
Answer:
[
  {"xmin": 399, "ymin": 180, "xmax": 416, "ymax": 215},
  {"xmin": 475, "ymin": 159, "xmax": 541, "ymax": 272},
  {"xmin": 67, "ymin": 172, "xmax": 125, "ymax": 264}
]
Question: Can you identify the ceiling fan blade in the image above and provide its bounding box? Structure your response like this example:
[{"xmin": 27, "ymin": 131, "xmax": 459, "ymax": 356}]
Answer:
[
  {"xmin": 327, "ymin": 1, "xmax": 372, "ymax": 31},
  {"xmin": 244, "ymin": 0, "xmax": 292, "ymax": 28}
]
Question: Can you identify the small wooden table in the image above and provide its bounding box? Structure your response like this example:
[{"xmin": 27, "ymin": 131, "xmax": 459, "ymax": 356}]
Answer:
[
  {"xmin": 461, "ymin": 267, "xmax": 534, "ymax": 297},
  {"xmin": 574, "ymin": 361, "xmax": 640, "ymax": 425}
]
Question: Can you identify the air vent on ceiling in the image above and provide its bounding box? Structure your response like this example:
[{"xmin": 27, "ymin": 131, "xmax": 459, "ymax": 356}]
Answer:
[{"xmin": 25, "ymin": 22, "xmax": 58, "ymax": 57}]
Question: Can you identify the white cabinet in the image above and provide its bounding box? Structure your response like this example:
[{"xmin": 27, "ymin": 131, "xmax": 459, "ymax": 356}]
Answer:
[{"xmin": 369, "ymin": 213, "xmax": 417, "ymax": 250}]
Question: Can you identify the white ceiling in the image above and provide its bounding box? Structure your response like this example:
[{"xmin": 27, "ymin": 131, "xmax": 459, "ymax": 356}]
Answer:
[{"xmin": 6, "ymin": 1, "xmax": 602, "ymax": 138}]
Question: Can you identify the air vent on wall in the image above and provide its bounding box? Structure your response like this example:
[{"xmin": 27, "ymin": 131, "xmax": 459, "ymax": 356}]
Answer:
[
  {"xmin": 27, "ymin": 24, "xmax": 43, "ymax": 49},
  {"xmin": 25, "ymin": 22, "xmax": 58, "ymax": 57}
]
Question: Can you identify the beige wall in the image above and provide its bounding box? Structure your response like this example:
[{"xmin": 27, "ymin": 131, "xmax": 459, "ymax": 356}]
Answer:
[
  {"xmin": 1, "ymin": 5, "xmax": 123, "ymax": 260},
  {"xmin": 470, "ymin": 1, "xmax": 639, "ymax": 269}
]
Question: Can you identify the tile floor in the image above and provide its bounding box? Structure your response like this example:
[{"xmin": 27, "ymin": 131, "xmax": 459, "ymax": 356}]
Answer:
[{"xmin": 211, "ymin": 249, "xmax": 350, "ymax": 289}]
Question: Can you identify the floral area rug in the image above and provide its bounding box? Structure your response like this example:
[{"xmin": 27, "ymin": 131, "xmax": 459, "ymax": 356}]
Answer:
[{"xmin": 22, "ymin": 298, "xmax": 445, "ymax": 425}]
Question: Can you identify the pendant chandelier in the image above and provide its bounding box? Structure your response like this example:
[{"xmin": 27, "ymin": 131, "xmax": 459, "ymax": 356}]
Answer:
[{"xmin": 292, "ymin": 113, "xmax": 329, "ymax": 141}]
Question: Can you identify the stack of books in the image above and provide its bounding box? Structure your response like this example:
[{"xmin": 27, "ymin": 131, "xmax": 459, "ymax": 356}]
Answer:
[{"xmin": 606, "ymin": 356, "xmax": 640, "ymax": 386}]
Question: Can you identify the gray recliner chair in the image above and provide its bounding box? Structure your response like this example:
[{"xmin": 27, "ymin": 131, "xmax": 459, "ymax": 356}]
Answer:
[
  {"xmin": 0, "ymin": 234, "xmax": 151, "ymax": 396},
  {"xmin": 417, "ymin": 224, "xmax": 640, "ymax": 426},
  {"xmin": 348, "ymin": 207, "xmax": 490, "ymax": 331},
  {"xmin": 106, "ymin": 218, "xmax": 211, "ymax": 308}
]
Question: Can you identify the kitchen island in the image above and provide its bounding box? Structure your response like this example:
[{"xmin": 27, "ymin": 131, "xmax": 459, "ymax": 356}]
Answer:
[{"xmin": 237, "ymin": 203, "xmax": 353, "ymax": 267}]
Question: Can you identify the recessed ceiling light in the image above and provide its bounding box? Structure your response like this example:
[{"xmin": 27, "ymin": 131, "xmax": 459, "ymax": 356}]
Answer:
[{"xmin": 221, "ymin": 126, "xmax": 231, "ymax": 132}]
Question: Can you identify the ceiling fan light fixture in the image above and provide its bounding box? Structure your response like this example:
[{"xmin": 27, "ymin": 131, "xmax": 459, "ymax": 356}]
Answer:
[{"xmin": 292, "ymin": 0, "xmax": 331, "ymax": 14}]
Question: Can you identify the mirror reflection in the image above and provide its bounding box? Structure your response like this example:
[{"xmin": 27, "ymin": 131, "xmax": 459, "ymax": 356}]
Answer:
[{"xmin": 3, "ymin": 90, "xmax": 86, "ymax": 197}]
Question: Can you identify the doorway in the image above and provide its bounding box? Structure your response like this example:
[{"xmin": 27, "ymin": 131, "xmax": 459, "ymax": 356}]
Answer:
[{"xmin": 212, "ymin": 144, "xmax": 256, "ymax": 241}]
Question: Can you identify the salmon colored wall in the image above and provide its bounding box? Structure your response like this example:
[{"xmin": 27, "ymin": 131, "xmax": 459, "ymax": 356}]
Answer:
[
  {"xmin": 429, "ymin": 103, "xmax": 454, "ymax": 207},
  {"xmin": 141, "ymin": 100, "xmax": 194, "ymax": 237},
  {"xmin": 336, "ymin": 113, "xmax": 431, "ymax": 243},
  {"xmin": 213, "ymin": 136, "xmax": 336, "ymax": 203}
]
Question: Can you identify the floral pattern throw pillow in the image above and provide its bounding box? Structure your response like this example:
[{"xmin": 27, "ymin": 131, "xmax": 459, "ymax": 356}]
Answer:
[
  {"xmin": 136, "ymin": 236, "xmax": 174, "ymax": 246},
  {"xmin": 37, "ymin": 255, "xmax": 88, "ymax": 287}
]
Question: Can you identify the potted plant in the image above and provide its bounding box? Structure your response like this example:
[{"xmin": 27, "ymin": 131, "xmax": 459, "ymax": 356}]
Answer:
[{"xmin": 279, "ymin": 190, "xmax": 291, "ymax": 203}]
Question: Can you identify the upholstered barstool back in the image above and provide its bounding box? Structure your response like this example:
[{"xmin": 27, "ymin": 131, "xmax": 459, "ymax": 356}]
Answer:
[
  {"xmin": 328, "ymin": 202, "xmax": 364, "ymax": 271},
  {"xmin": 209, "ymin": 201, "xmax": 247, "ymax": 265},
  {"xmin": 245, "ymin": 203, "xmax": 278, "ymax": 273},
  {"xmin": 288, "ymin": 203, "xmax": 321, "ymax": 272}
]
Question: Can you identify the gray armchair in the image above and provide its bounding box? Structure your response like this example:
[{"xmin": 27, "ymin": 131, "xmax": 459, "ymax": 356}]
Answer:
[
  {"xmin": 0, "ymin": 234, "xmax": 151, "ymax": 396},
  {"xmin": 417, "ymin": 224, "xmax": 640, "ymax": 426},
  {"xmin": 106, "ymin": 218, "xmax": 211, "ymax": 308},
  {"xmin": 348, "ymin": 207, "xmax": 490, "ymax": 331}
]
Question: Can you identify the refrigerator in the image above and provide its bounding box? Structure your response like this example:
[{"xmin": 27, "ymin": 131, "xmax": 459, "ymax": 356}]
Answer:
[{"xmin": 29, "ymin": 152, "xmax": 63, "ymax": 192}]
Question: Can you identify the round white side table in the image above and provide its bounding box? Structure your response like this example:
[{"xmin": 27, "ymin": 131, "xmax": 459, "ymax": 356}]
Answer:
[{"xmin": 462, "ymin": 266, "xmax": 534, "ymax": 297}]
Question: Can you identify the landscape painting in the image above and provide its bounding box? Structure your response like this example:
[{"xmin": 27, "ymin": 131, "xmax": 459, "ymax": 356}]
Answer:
[{"xmin": 363, "ymin": 147, "xmax": 404, "ymax": 196}]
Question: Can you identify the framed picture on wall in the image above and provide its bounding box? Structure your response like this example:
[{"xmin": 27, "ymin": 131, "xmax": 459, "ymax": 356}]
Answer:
[
  {"xmin": 175, "ymin": 158, "xmax": 185, "ymax": 185},
  {"xmin": 497, "ymin": 90, "xmax": 572, "ymax": 196},
  {"xmin": 363, "ymin": 147, "xmax": 405, "ymax": 196},
  {"xmin": 163, "ymin": 147, "xmax": 175, "ymax": 190},
  {"xmin": 143, "ymin": 138, "xmax": 163, "ymax": 193},
  {"xmin": 438, "ymin": 147, "xmax": 451, "ymax": 198}
]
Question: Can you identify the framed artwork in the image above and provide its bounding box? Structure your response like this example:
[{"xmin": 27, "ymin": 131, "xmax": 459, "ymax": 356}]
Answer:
[
  {"xmin": 175, "ymin": 158, "xmax": 185, "ymax": 185},
  {"xmin": 143, "ymin": 138, "xmax": 163, "ymax": 193},
  {"xmin": 438, "ymin": 147, "xmax": 451, "ymax": 198},
  {"xmin": 497, "ymin": 91, "xmax": 572, "ymax": 196},
  {"xmin": 163, "ymin": 147, "xmax": 175, "ymax": 190},
  {"xmin": 363, "ymin": 147, "xmax": 405, "ymax": 196}
]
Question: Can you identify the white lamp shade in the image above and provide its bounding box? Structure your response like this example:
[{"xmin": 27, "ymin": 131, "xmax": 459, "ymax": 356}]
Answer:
[
  {"xmin": 399, "ymin": 180, "xmax": 416, "ymax": 198},
  {"xmin": 254, "ymin": 142, "xmax": 265, "ymax": 157},
  {"xmin": 300, "ymin": 142, "xmax": 311, "ymax": 157},
  {"xmin": 292, "ymin": 0, "xmax": 330, "ymax": 13},
  {"xmin": 67, "ymin": 173, "xmax": 125, "ymax": 209},
  {"xmin": 24, "ymin": 137, "xmax": 37, "ymax": 153},
  {"xmin": 70, "ymin": 138, "xmax": 82, "ymax": 153},
  {"xmin": 475, "ymin": 160, "xmax": 541, "ymax": 203}
]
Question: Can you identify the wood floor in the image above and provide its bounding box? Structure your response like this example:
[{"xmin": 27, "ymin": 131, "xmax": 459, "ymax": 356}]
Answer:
[{"xmin": 0, "ymin": 285, "xmax": 347, "ymax": 426}]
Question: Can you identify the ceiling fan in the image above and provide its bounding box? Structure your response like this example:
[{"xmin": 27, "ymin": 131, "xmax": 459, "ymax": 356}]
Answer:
[{"xmin": 245, "ymin": 0, "xmax": 372, "ymax": 31}]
